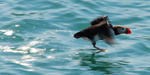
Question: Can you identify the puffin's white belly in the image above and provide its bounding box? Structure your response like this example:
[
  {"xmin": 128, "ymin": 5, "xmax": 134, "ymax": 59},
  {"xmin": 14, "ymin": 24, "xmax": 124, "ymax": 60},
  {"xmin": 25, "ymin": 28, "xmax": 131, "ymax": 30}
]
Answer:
[
  {"xmin": 82, "ymin": 34, "xmax": 101, "ymax": 41},
  {"xmin": 94, "ymin": 34, "xmax": 101, "ymax": 41},
  {"xmin": 82, "ymin": 37, "xmax": 90, "ymax": 40}
]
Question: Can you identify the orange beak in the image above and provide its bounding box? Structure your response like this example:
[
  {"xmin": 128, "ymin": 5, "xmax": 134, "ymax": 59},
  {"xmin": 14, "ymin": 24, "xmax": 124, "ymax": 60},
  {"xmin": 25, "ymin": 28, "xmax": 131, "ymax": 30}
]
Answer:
[{"xmin": 126, "ymin": 27, "xmax": 132, "ymax": 34}]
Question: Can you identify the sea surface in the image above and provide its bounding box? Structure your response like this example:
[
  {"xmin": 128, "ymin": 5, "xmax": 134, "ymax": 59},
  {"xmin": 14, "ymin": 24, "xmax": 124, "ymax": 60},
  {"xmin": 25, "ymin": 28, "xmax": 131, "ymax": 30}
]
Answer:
[{"xmin": 0, "ymin": 0, "xmax": 150, "ymax": 75}]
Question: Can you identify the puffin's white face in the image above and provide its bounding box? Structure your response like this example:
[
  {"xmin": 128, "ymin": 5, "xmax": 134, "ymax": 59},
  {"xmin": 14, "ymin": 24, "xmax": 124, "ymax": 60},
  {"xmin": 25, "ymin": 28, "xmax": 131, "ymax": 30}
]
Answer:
[{"xmin": 117, "ymin": 27, "xmax": 126, "ymax": 34}]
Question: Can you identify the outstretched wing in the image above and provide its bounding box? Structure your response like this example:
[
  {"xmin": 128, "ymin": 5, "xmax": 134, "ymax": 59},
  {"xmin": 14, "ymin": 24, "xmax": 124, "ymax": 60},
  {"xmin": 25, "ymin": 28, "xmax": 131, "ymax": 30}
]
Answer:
[
  {"xmin": 93, "ymin": 17, "xmax": 115, "ymax": 45},
  {"xmin": 102, "ymin": 28, "xmax": 115, "ymax": 45},
  {"xmin": 91, "ymin": 15, "xmax": 107, "ymax": 26},
  {"xmin": 90, "ymin": 15, "xmax": 113, "ymax": 28},
  {"xmin": 103, "ymin": 24, "xmax": 115, "ymax": 45}
]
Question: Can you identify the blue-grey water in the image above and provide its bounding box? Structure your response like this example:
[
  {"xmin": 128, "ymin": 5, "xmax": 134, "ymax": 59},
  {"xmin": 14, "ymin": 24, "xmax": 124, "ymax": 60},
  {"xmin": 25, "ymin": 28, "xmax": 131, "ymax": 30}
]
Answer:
[{"xmin": 0, "ymin": 0, "xmax": 150, "ymax": 75}]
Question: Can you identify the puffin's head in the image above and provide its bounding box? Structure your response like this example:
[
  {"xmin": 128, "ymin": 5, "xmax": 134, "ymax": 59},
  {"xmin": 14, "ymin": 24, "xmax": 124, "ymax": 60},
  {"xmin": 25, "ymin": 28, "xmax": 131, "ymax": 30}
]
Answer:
[
  {"xmin": 74, "ymin": 32, "xmax": 83, "ymax": 39},
  {"xmin": 113, "ymin": 25, "xmax": 132, "ymax": 35}
]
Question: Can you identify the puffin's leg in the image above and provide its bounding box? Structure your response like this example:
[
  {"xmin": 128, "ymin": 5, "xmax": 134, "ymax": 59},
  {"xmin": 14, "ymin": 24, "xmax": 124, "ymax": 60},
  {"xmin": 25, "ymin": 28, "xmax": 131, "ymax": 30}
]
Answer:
[{"xmin": 92, "ymin": 42, "xmax": 107, "ymax": 52}]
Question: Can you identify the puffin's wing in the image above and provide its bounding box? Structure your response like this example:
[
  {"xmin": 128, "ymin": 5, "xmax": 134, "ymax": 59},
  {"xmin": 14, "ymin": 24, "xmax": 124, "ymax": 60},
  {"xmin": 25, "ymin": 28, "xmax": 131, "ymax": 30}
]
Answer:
[
  {"xmin": 97, "ymin": 21, "xmax": 115, "ymax": 45},
  {"xmin": 103, "ymin": 27, "xmax": 115, "ymax": 45},
  {"xmin": 103, "ymin": 29, "xmax": 115, "ymax": 45},
  {"xmin": 90, "ymin": 15, "xmax": 107, "ymax": 26},
  {"xmin": 91, "ymin": 15, "xmax": 108, "ymax": 25},
  {"xmin": 91, "ymin": 15, "xmax": 113, "ymax": 28}
]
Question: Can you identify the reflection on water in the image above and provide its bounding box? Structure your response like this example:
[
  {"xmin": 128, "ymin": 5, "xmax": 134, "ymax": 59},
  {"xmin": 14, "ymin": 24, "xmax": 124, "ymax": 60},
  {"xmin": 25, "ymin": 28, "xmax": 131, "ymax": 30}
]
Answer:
[{"xmin": 76, "ymin": 49, "xmax": 129, "ymax": 74}]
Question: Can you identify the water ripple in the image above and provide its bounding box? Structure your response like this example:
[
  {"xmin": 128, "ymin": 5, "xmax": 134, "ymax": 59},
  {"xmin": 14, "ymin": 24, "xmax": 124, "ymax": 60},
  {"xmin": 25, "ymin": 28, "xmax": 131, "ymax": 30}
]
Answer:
[{"xmin": 0, "ymin": 0, "xmax": 150, "ymax": 75}]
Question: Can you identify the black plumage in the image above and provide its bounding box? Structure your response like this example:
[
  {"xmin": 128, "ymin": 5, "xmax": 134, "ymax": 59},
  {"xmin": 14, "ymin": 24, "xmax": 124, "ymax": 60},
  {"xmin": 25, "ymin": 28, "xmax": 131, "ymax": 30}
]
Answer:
[{"xmin": 74, "ymin": 15, "xmax": 131, "ymax": 52}]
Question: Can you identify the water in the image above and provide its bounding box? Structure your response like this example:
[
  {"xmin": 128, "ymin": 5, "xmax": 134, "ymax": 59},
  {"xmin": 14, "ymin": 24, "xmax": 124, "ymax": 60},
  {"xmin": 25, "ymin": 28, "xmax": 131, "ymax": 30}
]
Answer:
[{"xmin": 0, "ymin": 0, "xmax": 150, "ymax": 75}]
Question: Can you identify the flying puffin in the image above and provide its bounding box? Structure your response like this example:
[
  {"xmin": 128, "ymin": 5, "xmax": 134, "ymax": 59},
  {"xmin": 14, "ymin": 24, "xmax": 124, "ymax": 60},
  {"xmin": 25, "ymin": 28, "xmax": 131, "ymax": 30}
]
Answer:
[{"xmin": 74, "ymin": 15, "xmax": 132, "ymax": 52}]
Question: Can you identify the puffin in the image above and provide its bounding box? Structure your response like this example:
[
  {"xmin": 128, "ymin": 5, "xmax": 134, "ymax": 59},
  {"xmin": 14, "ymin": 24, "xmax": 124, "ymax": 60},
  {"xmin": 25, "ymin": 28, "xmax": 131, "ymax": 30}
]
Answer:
[{"xmin": 74, "ymin": 15, "xmax": 132, "ymax": 52}]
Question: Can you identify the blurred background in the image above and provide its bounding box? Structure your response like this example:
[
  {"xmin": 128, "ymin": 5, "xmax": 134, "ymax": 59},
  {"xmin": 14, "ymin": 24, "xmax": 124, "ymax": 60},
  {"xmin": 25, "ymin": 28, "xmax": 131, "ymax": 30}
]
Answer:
[{"xmin": 0, "ymin": 0, "xmax": 149, "ymax": 75}]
